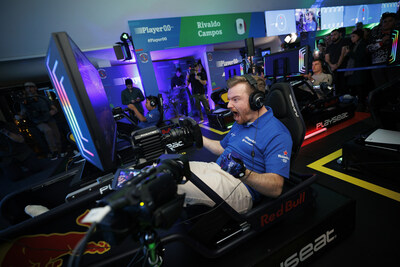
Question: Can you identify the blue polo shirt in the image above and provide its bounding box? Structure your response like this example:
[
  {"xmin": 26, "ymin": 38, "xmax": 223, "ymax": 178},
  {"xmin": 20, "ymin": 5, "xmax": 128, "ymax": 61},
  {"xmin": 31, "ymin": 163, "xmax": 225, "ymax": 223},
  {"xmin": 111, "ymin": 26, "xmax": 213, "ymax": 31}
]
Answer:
[
  {"xmin": 216, "ymin": 106, "xmax": 292, "ymax": 202},
  {"xmin": 137, "ymin": 108, "xmax": 160, "ymax": 129}
]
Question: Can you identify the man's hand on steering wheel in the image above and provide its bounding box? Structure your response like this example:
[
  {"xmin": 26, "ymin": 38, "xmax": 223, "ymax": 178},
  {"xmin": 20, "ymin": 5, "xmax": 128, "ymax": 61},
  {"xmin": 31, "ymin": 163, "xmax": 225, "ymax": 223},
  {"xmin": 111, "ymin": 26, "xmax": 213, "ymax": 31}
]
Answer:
[{"xmin": 220, "ymin": 152, "xmax": 246, "ymax": 179}]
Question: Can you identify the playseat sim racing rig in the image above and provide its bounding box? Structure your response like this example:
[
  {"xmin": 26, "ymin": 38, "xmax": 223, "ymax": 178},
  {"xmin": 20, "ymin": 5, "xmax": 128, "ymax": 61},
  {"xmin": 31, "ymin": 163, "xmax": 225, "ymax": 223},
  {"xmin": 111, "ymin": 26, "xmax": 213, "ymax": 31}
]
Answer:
[
  {"xmin": 66, "ymin": 82, "xmax": 318, "ymax": 267},
  {"xmin": 289, "ymin": 78, "xmax": 357, "ymax": 133}
]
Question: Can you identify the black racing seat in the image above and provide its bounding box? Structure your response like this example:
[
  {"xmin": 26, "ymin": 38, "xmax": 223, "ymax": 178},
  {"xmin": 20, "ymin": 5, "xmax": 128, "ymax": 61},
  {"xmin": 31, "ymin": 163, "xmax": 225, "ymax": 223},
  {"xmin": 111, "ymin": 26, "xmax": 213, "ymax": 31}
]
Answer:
[
  {"xmin": 264, "ymin": 82, "xmax": 306, "ymax": 165},
  {"xmin": 156, "ymin": 93, "xmax": 165, "ymax": 127}
]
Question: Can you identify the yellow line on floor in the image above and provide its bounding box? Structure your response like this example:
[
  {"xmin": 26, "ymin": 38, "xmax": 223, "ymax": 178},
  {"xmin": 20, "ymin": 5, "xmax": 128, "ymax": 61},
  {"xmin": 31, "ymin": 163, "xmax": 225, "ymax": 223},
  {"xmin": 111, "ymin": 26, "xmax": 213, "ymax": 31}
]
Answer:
[
  {"xmin": 199, "ymin": 124, "xmax": 230, "ymax": 135},
  {"xmin": 307, "ymin": 149, "xmax": 400, "ymax": 202}
]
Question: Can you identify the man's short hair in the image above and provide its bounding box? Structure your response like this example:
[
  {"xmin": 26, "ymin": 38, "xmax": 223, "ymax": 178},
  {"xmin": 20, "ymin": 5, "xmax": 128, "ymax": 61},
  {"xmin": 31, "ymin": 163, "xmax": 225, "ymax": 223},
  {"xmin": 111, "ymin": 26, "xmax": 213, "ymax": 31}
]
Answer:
[
  {"xmin": 176, "ymin": 68, "xmax": 182, "ymax": 73},
  {"xmin": 351, "ymin": 29, "xmax": 364, "ymax": 39},
  {"xmin": 382, "ymin": 12, "xmax": 396, "ymax": 20},
  {"xmin": 24, "ymin": 82, "xmax": 36, "ymax": 88},
  {"xmin": 313, "ymin": 58, "xmax": 324, "ymax": 65},
  {"xmin": 331, "ymin": 29, "xmax": 340, "ymax": 35},
  {"xmin": 227, "ymin": 75, "xmax": 266, "ymax": 94},
  {"xmin": 125, "ymin": 78, "xmax": 133, "ymax": 85}
]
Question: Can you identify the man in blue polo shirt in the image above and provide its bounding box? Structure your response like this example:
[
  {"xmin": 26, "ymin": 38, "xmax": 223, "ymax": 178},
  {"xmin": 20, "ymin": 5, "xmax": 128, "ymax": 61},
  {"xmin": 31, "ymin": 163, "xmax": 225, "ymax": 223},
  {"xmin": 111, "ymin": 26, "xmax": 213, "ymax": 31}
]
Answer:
[
  {"xmin": 178, "ymin": 75, "xmax": 292, "ymax": 213},
  {"xmin": 128, "ymin": 96, "xmax": 160, "ymax": 129}
]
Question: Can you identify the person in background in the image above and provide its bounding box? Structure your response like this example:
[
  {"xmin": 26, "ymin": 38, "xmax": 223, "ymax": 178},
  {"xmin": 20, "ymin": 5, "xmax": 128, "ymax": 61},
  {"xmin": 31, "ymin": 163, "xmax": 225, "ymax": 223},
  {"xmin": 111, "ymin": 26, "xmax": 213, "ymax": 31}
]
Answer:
[
  {"xmin": 121, "ymin": 78, "xmax": 145, "ymax": 124},
  {"xmin": 128, "ymin": 95, "xmax": 161, "ymax": 129},
  {"xmin": 342, "ymin": 29, "xmax": 369, "ymax": 111},
  {"xmin": 298, "ymin": 58, "xmax": 333, "ymax": 101},
  {"xmin": 18, "ymin": 82, "xmax": 63, "ymax": 160},
  {"xmin": 0, "ymin": 121, "xmax": 46, "ymax": 181},
  {"xmin": 325, "ymin": 29, "xmax": 350, "ymax": 95},
  {"xmin": 367, "ymin": 12, "xmax": 399, "ymax": 88},
  {"xmin": 314, "ymin": 39, "xmax": 327, "ymax": 60},
  {"xmin": 171, "ymin": 68, "xmax": 189, "ymax": 117},
  {"xmin": 187, "ymin": 62, "xmax": 210, "ymax": 123}
]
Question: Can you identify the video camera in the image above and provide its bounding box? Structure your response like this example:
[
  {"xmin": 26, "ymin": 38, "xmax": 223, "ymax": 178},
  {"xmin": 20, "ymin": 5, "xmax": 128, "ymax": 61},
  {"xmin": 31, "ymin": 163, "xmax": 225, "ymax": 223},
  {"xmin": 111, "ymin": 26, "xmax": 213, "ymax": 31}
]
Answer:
[
  {"xmin": 98, "ymin": 154, "xmax": 189, "ymax": 245},
  {"xmin": 130, "ymin": 117, "xmax": 203, "ymax": 163}
]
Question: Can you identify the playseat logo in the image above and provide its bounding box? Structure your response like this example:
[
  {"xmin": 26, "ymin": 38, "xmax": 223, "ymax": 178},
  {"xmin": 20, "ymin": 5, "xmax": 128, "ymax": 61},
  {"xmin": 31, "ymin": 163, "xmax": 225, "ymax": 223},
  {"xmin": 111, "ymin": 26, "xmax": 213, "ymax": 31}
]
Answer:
[
  {"xmin": 99, "ymin": 184, "xmax": 112, "ymax": 195},
  {"xmin": 260, "ymin": 191, "xmax": 305, "ymax": 227},
  {"xmin": 316, "ymin": 112, "xmax": 349, "ymax": 129},
  {"xmin": 167, "ymin": 141, "xmax": 184, "ymax": 150},
  {"xmin": 289, "ymin": 94, "xmax": 299, "ymax": 118},
  {"xmin": 280, "ymin": 229, "xmax": 337, "ymax": 267}
]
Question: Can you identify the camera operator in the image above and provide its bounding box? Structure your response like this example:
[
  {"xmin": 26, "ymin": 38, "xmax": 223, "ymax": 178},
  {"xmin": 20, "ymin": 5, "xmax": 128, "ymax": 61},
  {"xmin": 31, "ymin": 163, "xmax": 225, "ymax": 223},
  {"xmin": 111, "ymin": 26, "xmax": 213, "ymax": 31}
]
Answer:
[
  {"xmin": 128, "ymin": 95, "xmax": 161, "ymax": 129},
  {"xmin": 17, "ymin": 82, "xmax": 63, "ymax": 160},
  {"xmin": 171, "ymin": 68, "xmax": 189, "ymax": 117},
  {"xmin": 178, "ymin": 75, "xmax": 292, "ymax": 213},
  {"xmin": 187, "ymin": 62, "xmax": 210, "ymax": 123}
]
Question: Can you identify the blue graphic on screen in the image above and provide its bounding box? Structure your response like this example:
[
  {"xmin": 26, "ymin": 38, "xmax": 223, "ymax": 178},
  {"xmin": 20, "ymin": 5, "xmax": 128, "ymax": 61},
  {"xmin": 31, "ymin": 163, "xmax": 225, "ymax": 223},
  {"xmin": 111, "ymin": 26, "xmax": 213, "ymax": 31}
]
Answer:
[
  {"xmin": 45, "ymin": 32, "xmax": 116, "ymax": 172},
  {"xmin": 381, "ymin": 2, "xmax": 398, "ymax": 15},
  {"xmin": 224, "ymin": 63, "xmax": 244, "ymax": 80},
  {"xmin": 321, "ymin": 6, "xmax": 344, "ymax": 30},
  {"xmin": 265, "ymin": 10, "xmax": 296, "ymax": 37},
  {"xmin": 344, "ymin": 4, "xmax": 382, "ymax": 27},
  {"xmin": 261, "ymin": 50, "xmax": 271, "ymax": 57}
]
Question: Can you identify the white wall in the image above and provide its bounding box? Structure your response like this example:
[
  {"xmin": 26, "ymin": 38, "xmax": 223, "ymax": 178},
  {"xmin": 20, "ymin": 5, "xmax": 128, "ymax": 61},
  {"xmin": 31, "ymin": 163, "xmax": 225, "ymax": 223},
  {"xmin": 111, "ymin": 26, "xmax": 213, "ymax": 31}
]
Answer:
[{"xmin": 0, "ymin": 0, "xmax": 376, "ymax": 61}]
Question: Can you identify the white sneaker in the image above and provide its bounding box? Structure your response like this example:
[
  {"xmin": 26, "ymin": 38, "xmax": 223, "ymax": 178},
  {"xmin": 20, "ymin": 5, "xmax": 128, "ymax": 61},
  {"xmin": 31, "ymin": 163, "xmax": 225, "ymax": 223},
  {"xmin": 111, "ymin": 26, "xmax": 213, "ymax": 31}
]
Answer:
[{"xmin": 25, "ymin": 205, "xmax": 49, "ymax": 217}]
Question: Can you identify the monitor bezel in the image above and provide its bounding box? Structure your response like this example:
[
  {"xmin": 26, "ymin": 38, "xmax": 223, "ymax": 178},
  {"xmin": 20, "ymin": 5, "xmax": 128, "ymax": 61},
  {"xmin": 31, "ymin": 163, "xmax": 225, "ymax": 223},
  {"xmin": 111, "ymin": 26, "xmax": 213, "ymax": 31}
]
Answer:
[{"xmin": 46, "ymin": 31, "xmax": 117, "ymax": 172}]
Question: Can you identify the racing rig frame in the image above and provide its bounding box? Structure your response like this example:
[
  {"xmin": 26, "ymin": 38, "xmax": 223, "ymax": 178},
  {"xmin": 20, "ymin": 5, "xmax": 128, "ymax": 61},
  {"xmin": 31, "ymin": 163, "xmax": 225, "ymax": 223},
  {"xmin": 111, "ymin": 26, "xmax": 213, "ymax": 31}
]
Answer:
[{"xmin": 92, "ymin": 82, "xmax": 317, "ymax": 263}]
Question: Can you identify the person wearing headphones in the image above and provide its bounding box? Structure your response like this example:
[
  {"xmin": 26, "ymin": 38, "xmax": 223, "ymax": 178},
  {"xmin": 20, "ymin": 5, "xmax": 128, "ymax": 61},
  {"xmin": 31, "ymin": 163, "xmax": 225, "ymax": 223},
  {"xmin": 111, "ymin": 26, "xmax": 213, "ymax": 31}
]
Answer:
[
  {"xmin": 121, "ymin": 78, "xmax": 145, "ymax": 123},
  {"xmin": 128, "ymin": 95, "xmax": 160, "ymax": 129},
  {"xmin": 178, "ymin": 75, "xmax": 293, "ymax": 214}
]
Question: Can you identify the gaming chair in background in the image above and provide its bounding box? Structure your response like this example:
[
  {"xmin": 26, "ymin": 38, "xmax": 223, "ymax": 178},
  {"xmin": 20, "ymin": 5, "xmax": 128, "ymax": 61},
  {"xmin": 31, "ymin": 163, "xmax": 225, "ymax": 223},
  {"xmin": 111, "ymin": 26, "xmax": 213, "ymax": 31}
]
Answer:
[
  {"xmin": 264, "ymin": 82, "xmax": 306, "ymax": 165},
  {"xmin": 210, "ymin": 88, "xmax": 229, "ymax": 109},
  {"xmin": 156, "ymin": 94, "xmax": 165, "ymax": 127}
]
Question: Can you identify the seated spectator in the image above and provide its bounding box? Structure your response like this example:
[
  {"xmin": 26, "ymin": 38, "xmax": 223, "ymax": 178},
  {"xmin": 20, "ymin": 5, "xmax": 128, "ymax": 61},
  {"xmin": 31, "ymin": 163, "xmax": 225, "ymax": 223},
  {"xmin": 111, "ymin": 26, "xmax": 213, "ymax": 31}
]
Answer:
[
  {"xmin": 0, "ymin": 121, "xmax": 46, "ymax": 181},
  {"xmin": 128, "ymin": 95, "xmax": 161, "ymax": 129}
]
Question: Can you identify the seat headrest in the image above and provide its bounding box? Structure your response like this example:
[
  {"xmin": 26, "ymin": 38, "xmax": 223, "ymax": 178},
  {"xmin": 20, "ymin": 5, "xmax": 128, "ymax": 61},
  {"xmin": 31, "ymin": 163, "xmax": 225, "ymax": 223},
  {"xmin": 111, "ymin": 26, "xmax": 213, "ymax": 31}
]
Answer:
[
  {"xmin": 264, "ymin": 82, "xmax": 305, "ymax": 165},
  {"xmin": 266, "ymin": 90, "xmax": 287, "ymax": 119}
]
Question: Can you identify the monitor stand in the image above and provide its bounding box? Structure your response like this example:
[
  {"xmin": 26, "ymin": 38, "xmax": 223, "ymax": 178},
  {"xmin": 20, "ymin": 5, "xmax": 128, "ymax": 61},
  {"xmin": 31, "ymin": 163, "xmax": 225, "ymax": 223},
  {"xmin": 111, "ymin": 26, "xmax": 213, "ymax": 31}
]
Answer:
[{"xmin": 69, "ymin": 160, "xmax": 107, "ymax": 187}]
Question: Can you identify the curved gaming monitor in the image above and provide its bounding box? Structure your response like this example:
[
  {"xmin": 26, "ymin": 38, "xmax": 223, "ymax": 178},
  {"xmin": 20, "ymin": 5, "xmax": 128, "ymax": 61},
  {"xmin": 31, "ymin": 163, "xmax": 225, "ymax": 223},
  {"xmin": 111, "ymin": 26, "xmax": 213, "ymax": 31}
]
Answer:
[{"xmin": 45, "ymin": 32, "xmax": 117, "ymax": 172}]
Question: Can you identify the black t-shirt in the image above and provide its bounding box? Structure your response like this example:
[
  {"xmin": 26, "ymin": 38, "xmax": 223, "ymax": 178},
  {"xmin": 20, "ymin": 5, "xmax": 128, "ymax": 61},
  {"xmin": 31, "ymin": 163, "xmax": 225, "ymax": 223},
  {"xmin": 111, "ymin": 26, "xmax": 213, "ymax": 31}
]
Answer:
[
  {"xmin": 171, "ymin": 75, "xmax": 186, "ymax": 88},
  {"xmin": 20, "ymin": 95, "xmax": 53, "ymax": 124},
  {"xmin": 326, "ymin": 38, "xmax": 349, "ymax": 67},
  {"xmin": 188, "ymin": 71, "xmax": 207, "ymax": 95}
]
